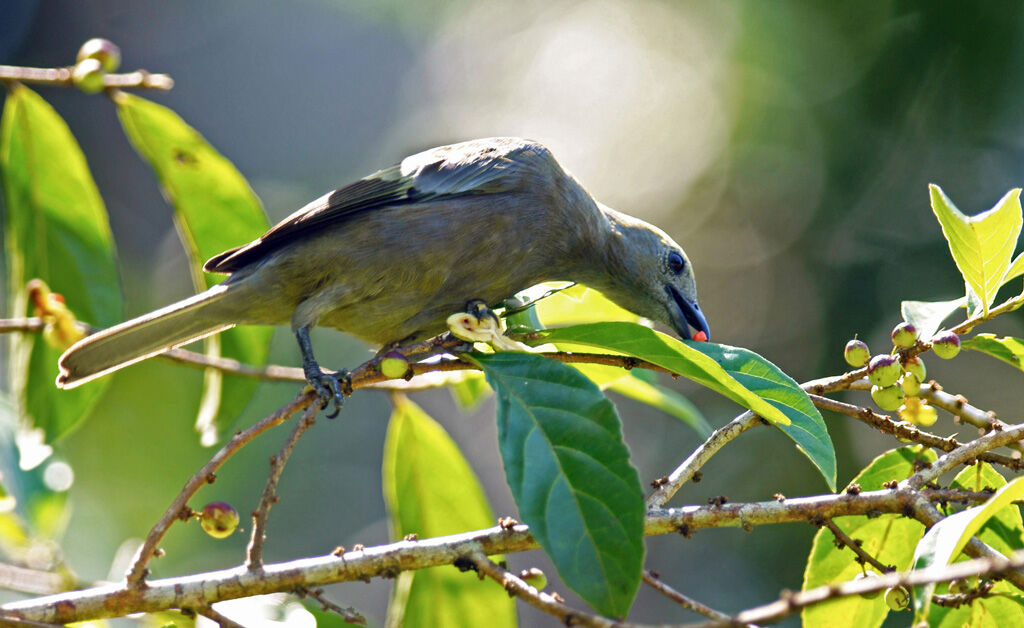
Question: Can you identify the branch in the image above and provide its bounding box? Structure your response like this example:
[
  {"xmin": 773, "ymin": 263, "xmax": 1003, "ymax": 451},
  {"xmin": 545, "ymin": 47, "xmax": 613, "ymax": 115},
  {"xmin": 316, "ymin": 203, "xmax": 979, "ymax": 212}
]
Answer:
[
  {"xmin": 646, "ymin": 410, "xmax": 762, "ymax": 508},
  {"xmin": 465, "ymin": 552, "xmax": 638, "ymax": 628},
  {"xmin": 821, "ymin": 519, "xmax": 892, "ymax": 573},
  {"xmin": 811, "ymin": 394, "xmax": 1024, "ymax": 471},
  {"xmin": 685, "ymin": 549, "xmax": 1024, "ymax": 627},
  {"xmin": 642, "ymin": 570, "xmax": 735, "ymax": 623},
  {"xmin": 904, "ymin": 422, "xmax": 1024, "ymax": 490},
  {"xmin": 296, "ymin": 587, "xmax": 366, "ymax": 625},
  {"xmin": 3, "ymin": 490, "xmax": 988, "ymax": 623},
  {"xmin": 246, "ymin": 404, "xmax": 318, "ymax": 570},
  {"xmin": 0, "ymin": 66, "xmax": 173, "ymax": 90},
  {"xmin": 125, "ymin": 391, "xmax": 317, "ymax": 586}
]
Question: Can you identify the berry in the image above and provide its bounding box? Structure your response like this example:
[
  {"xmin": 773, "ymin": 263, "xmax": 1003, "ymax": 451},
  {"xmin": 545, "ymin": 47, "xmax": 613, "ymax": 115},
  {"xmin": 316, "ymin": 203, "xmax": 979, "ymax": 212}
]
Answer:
[
  {"xmin": 885, "ymin": 585, "xmax": 910, "ymax": 611},
  {"xmin": 519, "ymin": 567, "xmax": 548, "ymax": 590},
  {"xmin": 844, "ymin": 339, "xmax": 870, "ymax": 367},
  {"xmin": 901, "ymin": 372, "xmax": 922, "ymax": 397},
  {"xmin": 692, "ymin": 330, "xmax": 708, "ymax": 342},
  {"xmin": 867, "ymin": 354, "xmax": 901, "ymax": 387},
  {"xmin": 71, "ymin": 58, "xmax": 105, "ymax": 94},
  {"xmin": 379, "ymin": 350, "xmax": 410, "ymax": 379},
  {"xmin": 901, "ymin": 356, "xmax": 926, "ymax": 381},
  {"xmin": 871, "ymin": 385, "xmax": 905, "ymax": 412},
  {"xmin": 200, "ymin": 502, "xmax": 239, "ymax": 539},
  {"xmin": 891, "ymin": 322, "xmax": 918, "ymax": 348},
  {"xmin": 853, "ymin": 571, "xmax": 882, "ymax": 599},
  {"xmin": 77, "ymin": 38, "xmax": 121, "ymax": 72},
  {"xmin": 931, "ymin": 331, "xmax": 961, "ymax": 359}
]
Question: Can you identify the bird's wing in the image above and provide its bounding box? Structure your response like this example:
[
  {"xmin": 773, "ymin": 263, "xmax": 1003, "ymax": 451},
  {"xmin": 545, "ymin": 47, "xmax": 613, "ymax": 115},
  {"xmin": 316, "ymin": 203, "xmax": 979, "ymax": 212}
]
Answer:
[{"xmin": 204, "ymin": 138, "xmax": 546, "ymax": 273}]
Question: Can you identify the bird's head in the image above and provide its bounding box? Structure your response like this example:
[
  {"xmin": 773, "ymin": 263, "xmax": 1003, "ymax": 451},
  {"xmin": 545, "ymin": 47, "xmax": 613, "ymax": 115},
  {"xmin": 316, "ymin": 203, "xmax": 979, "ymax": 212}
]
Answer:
[{"xmin": 590, "ymin": 205, "xmax": 710, "ymax": 341}]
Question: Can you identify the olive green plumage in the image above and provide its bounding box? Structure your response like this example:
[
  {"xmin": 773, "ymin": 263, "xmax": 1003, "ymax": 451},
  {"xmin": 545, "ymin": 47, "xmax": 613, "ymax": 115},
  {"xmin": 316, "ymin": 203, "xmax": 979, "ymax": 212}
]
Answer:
[{"xmin": 57, "ymin": 137, "xmax": 709, "ymax": 392}]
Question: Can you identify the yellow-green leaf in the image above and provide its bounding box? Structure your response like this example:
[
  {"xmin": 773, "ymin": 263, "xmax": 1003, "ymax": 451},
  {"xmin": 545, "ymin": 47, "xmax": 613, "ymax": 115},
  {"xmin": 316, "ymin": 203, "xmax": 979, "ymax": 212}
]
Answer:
[
  {"xmin": 382, "ymin": 397, "xmax": 515, "ymax": 628},
  {"xmin": 1, "ymin": 84, "xmax": 121, "ymax": 440},
  {"xmin": 929, "ymin": 185, "xmax": 1022, "ymax": 315},
  {"xmin": 116, "ymin": 94, "xmax": 271, "ymax": 444}
]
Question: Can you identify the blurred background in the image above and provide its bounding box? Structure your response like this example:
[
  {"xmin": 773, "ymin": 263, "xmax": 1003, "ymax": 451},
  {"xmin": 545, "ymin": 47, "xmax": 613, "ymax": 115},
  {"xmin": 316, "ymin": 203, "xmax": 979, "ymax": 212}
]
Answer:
[{"xmin": 3, "ymin": 1, "xmax": 1024, "ymax": 625}]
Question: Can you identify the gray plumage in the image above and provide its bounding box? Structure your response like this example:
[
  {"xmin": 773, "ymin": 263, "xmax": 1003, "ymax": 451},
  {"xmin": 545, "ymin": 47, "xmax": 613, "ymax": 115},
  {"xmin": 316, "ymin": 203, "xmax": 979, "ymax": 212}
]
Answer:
[{"xmin": 56, "ymin": 137, "xmax": 709, "ymax": 397}]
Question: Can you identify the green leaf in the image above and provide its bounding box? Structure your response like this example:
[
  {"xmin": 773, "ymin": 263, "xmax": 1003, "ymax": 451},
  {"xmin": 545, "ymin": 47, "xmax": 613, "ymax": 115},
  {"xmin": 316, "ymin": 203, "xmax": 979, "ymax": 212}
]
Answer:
[
  {"xmin": 538, "ymin": 322, "xmax": 836, "ymax": 490},
  {"xmin": 448, "ymin": 371, "xmax": 492, "ymax": 410},
  {"xmin": 606, "ymin": 375, "xmax": 711, "ymax": 437},
  {"xmin": 382, "ymin": 397, "xmax": 515, "ymax": 628},
  {"xmin": 929, "ymin": 184, "xmax": 1022, "ymax": 315},
  {"xmin": 913, "ymin": 475, "xmax": 1024, "ymax": 618},
  {"xmin": 473, "ymin": 352, "xmax": 644, "ymax": 617},
  {"xmin": 533, "ymin": 284, "xmax": 641, "ymax": 326},
  {"xmin": 1, "ymin": 84, "xmax": 121, "ymax": 441},
  {"xmin": 963, "ymin": 334, "xmax": 1024, "ymax": 373},
  {"xmin": 802, "ymin": 446, "xmax": 935, "ymax": 628},
  {"xmin": 116, "ymin": 94, "xmax": 271, "ymax": 444},
  {"xmin": 901, "ymin": 298, "xmax": 966, "ymax": 341}
]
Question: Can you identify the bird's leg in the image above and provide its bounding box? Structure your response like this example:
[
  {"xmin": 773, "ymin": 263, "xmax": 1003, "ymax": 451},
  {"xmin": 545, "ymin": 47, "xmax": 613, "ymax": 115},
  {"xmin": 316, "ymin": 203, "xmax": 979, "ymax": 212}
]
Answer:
[{"xmin": 294, "ymin": 326, "xmax": 349, "ymax": 418}]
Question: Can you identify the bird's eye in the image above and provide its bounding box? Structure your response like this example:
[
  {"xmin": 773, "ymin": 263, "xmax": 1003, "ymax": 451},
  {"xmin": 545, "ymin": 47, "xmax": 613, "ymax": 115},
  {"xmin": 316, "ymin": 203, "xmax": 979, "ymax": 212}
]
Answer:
[{"xmin": 668, "ymin": 251, "xmax": 686, "ymax": 275}]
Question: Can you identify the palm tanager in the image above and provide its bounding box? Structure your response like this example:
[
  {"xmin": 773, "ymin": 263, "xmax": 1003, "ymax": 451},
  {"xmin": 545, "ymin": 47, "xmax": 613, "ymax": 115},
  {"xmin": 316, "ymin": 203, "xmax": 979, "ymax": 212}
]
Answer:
[{"xmin": 56, "ymin": 137, "xmax": 710, "ymax": 409}]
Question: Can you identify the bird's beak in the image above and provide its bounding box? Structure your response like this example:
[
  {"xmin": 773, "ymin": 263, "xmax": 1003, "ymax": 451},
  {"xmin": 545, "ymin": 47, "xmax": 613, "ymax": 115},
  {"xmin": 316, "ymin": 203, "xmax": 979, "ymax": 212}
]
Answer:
[{"xmin": 665, "ymin": 285, "xmax": 710, "ymax": 341}]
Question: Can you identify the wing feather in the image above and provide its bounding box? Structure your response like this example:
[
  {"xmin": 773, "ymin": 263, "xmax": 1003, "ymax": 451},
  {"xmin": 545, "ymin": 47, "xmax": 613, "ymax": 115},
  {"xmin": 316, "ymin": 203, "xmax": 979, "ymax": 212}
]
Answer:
[{"xmin": 204, "ymin": 137, "xmax": 546, "ymax": 273}]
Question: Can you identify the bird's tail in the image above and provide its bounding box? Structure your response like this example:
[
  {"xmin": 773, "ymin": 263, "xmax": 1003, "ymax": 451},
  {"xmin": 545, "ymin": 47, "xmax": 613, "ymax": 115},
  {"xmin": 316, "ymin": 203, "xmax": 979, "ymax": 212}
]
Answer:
[{"xmin": 57, "ymin": 284, "xmax": 239, "ymax": 389}]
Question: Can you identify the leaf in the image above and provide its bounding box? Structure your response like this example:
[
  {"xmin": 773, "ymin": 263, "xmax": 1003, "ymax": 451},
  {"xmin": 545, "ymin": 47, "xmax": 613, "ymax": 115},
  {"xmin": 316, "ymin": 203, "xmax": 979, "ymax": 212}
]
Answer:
[
  {"xmin": 533, "ymin": 284, "xmax": 641, "ymax": 326},
  {"xmin": 929, "ymin": 185, "xmax": 1022, "ymax": 315},
  {"xmin": 606, "ymin": 375, "xmax": 711, "ymax": 437},
  {"xmin": 473, "ymin": 352, "xmax": 644, "ymax": 617},
  {"xmin": 382, "ymin": 397, "xmax": 515, "ymax": 628},
  {"xmin": 116, "ymin": 94, "xmax": 271, "ymax": 444},
  {"xmin": 913, "ymin": 475, "xmax": 1024, "ymax": 618},
  {"xmin": 963, "ymin": 334, "xmax": 1024, "ymax": 373},
  {"xmin": 948, "ymin": 463, "xmax": 1024, "ymax": 558},
  {"xmin": 1004, "ymin": 252, "xmax": 1024, "ymax": 287},
  {"xmin": 901, "ymin": 298, "xmax": 966, "ymax": 341},
  {"xmin": 802, "ymin": 446, "xmax": 936, "ymax": 628},
  {"xmin": 0, "ymin": 84, "xmax": 121, "ymax": 441},
  {"xmin": 538, "ymin": 322, "xmax": 836, "ymax": 490},
  {"xmin": 448, "ymin": 371, "xmax": 492, "ymax": 410}
]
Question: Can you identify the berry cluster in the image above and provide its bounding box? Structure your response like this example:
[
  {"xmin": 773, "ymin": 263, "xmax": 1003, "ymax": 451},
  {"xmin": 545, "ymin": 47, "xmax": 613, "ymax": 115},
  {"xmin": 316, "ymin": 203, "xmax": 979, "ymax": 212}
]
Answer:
[{"xmin": 844, "ymin": 323, "xmax": 961, "ymax": 424}]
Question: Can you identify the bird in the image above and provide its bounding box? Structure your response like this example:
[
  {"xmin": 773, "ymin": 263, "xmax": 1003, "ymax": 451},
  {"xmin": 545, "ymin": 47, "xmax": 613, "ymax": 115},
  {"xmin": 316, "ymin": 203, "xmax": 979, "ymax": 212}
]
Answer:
[{"xmin": 56, "ymin": 137, "xmax": 710, "ymax": 411}]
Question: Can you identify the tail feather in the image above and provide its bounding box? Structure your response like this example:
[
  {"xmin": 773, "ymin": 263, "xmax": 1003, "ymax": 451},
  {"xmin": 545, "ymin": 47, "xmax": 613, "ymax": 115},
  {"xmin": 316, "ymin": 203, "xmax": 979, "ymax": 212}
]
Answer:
[{"xmin": 57, "ymin": 284, "xmax": 237, "ymax": 389}]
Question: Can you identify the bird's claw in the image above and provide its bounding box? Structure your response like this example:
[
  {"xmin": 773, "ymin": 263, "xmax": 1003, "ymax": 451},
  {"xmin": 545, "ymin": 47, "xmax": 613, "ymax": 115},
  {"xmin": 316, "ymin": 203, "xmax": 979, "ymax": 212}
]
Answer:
[{"xmin": 304, "ymin": 366, "xmax": 350, "ymax": 419}]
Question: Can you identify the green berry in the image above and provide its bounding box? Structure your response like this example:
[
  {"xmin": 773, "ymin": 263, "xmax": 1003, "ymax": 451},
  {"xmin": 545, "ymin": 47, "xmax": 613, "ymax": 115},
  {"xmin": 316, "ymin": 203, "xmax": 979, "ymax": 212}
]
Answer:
[
  {"xmin": 77, "ymin": 38, "xmax": 121, "ymax": 72},
  {"xmin": 379, "ymin": 350, "xmax": 410, "ymax": 379},
  {"xmin": 901, "ymin": 372, "xmax": 921, "ymax": 397},
  {"xmin": 884, "ymin": 585, "xmax": 910, "ymax": 611},
  {"xmin": 854, "ymin": 571, "xmax": 882, "ymax": 599},
  {"xmin": 891, "ymin": 322, "xmax": 918, "ymax": 349},
  {"xmin": 200, "ymin": 502, "xmax": 239, "ymax": 539},
  {"xmin": 519, "ymin": 567, "xmax": 548, "ymax": 590},
  {"xmin": 901, "ymin": 356, "xmax": 926, "ymax": 382},
  {"xmin": 844, "ymin": 339, "xmax": 870, "ymax": 367},
  {"xmin": 867, "ymin": 354, "xmax": 901, "ymax": 387},
  {"xmin": 931, "ymin": 331, "xmax": 961, "ymax": 359},
  {"xmin": 71, "ymin": 58, "xmax": 105, "ymax": 94},
  {"xmin": 871, "ymin": 384, "xmax": 905, "ymax": 412}
]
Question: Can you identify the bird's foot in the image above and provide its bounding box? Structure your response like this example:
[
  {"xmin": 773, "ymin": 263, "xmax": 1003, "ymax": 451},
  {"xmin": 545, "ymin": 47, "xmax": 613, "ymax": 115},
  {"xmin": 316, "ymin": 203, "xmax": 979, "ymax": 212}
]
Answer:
[{"xmin": 303, "ymin": 364, "xmax": 351, "ymax": 419}]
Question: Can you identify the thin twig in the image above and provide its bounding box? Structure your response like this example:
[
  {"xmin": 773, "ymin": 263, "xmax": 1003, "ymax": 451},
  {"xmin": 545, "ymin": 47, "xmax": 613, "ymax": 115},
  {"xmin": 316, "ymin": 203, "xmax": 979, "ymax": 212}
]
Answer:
[
  {"xmin": 810, "ymin": 394, "xmax": 1024, "ymax": 470},
  {"xmin": 904, "ymin": 422, "xmax": 1024, "ymax": 490},
  {"xmin": 642, "ymin": 570, "xmax": 736, "ymax": 623},
  {"xmin": 465, "ymin": 552, "xmax": 644, "ymax": 628},
  {"xmin": 247, "ymin": 404, "xmax": 318, "ymax": 570},
  {"xmin": 125, "ymin": 391, "xmax": 317, "ymax": 586},
  {"xmin": 921, "ymin": 382, "xmax": 1024, "ymax": 455},
  {"xmin": 646, "ymin": 411, "xmax": 762, "ymax": 508},
  {"xmin": 683, "ymin": 549, "xmax": 1024, "ymax": 627},
  {"xmin": 0, "ymin": 66, "xmax": 173, "ymax": 90},
  {"xmin": 821, "ymin": 519, "xmax": 892, "ymax": 573},
  {"xmin": 194, "ymin": 604, "xmax": 245, "ymax": 628},
  {"xmin": 296, "ymin": 587, "xmax": 366, "ymax": 625}
]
